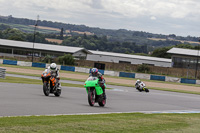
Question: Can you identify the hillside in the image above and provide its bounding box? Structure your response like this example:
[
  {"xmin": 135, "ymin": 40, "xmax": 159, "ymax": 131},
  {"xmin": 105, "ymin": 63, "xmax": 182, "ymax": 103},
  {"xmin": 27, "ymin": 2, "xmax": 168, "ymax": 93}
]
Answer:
[
  {"xmin": 0, "ymin": 15, "xmax": 200, "ymax": 57},
  {"xmin": 0, "ymin": 15, "xmax": 199, "ymax": 47}
]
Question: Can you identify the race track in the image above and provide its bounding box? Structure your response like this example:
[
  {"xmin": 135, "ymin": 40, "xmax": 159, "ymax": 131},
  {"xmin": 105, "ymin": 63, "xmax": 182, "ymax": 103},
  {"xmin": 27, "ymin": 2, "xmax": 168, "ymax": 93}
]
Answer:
[{"xmin": 1, "ymin": 82, "xmax": 200, "ymax": 116}]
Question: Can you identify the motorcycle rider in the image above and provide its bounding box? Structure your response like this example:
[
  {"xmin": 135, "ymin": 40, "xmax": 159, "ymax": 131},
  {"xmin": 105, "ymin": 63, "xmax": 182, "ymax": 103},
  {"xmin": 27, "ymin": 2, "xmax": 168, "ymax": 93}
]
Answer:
[
  {"xmin": 135, "ymin": 79, "xmax": 142, "ymax": 90},
  {"xmin": 90, "ymin": 68, "xmax": 106, "ymax": 98},
  {"xmin": 44, "ymin": 63, "xmax": 61, "ymax": 89}
]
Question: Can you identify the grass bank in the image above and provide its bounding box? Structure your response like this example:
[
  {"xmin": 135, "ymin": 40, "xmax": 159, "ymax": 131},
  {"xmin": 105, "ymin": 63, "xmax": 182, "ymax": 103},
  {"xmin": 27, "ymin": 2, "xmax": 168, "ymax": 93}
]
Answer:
[
  {"xmin": 2, "ymin": 64, "xmax": 200, "ymax": 87},
  {"xmin": 0, "ymin": 113, "xmax": 200, "ymax": 133},
  {"xmin": 0, "ymin": 76, "xmax": 84, "ymax": 88}
]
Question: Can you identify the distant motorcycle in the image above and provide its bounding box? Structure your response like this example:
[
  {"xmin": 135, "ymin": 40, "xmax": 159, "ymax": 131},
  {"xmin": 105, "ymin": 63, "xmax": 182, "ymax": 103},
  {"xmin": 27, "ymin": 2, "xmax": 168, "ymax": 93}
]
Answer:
[
  {"xmin": 135, "ymin": 82, "xmax": 149, "ymax": 92},
  {"xmin": 41, "ymin": 69, "xmax": 61, "ymax": 96},
  {"xmin": 84, "ymin": 76, "xmax": 106, "ymax": 107}
]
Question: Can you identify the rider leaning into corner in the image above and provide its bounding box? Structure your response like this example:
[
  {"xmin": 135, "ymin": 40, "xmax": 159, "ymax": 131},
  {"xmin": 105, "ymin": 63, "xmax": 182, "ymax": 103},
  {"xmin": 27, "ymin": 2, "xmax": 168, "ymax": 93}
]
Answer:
[
  {"xmin": 90, "ymin": 68, "xmax": 106, "ymax": 99},
  {"xmin": 43, "ymin": 63, "xmax": 61, "ymax": 89},
  {"xmin": 135, "ymin": 79, "xmax": 142, "ymax": 89}
]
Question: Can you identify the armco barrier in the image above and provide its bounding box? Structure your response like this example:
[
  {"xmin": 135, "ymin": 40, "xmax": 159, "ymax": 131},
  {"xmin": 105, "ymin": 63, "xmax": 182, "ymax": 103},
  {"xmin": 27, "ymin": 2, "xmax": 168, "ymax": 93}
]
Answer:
[
  {"xmin": 119, "ymin": 72, "xmax": 135, "ymax": 78},
  {"xmin": 196, "ymin": 80, "xmax": 200, "ymax": 85},
  {"xmin": 3, "ymin": 60, "xmax": 17, "ymax": 65},
  {"xmin": 150, "ymin": 75, "xmax": 165, "ymax": 81},
  {"xmin": 17, "ymin": 61, "xmax": 32, "ymax": 67},
  {"xmin": 2, "ymin": 59, "xmax": 200, "ymax": 85},
  {"xmin": 165, "ymin": 76, "xmax": 180, "ymax": 83},
  {"xmin": 135, "ymin": 73, "xmax": 150, "ymax": 80},
  {"xmin": 75, "ymin": 67, "xmax": 90, "ymax": 73},
  {"xmin": 104, "ymin": 70, "xmax": 119, "ymax": 77},
  {"xmin": 61, "ymin": 66, "xmax": 75, "ymax": 72},
  {"xmin": 0, "ymin": 59, "xmax": 3, "ymax": 64},
  {"xmin": 181, "ymin": 78, "xmax": 196, "ymax": 84},
  {"xmin": 32, "ymin": 62, "xmax": 46, "ymax": 68}
]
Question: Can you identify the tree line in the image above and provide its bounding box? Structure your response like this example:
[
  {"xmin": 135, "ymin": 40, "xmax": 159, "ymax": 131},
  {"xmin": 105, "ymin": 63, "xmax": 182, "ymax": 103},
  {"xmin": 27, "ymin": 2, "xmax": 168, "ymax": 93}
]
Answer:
[
  {"xmin": 0, "ymin": 23, "xmax": 199, "ymax": 59},
  {"xmin": 0, "ymin": 24, "xmax": 147, "ymax": 54},
  {"xmin": 0, "ymin": 15, "xmax": 199, "ymax": 47}
]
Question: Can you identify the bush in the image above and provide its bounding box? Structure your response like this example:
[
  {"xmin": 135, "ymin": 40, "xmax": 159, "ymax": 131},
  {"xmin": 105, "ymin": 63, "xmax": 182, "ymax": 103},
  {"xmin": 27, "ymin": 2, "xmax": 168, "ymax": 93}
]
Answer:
[
  {"xmin": 58, "ymin": 54, "xmax": 75, "ymax": 65},
  {"xmin": 42, "ymin": 55, "xmax": 54, "ymax": 63},
  {"xmin": 136, "ymin": 64, "xmax": 150, "ymax": 73}
]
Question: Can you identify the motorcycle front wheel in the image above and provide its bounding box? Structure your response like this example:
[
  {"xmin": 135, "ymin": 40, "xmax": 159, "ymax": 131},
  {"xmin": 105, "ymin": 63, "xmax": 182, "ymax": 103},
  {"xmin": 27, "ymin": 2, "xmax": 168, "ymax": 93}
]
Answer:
[
  {"xmin": 43, "ymin": 83, "xmax": 50, "ymax": 96},
  {"xmin": 145, "ymin": 88, "xmax": 149, "ymax": 92},
  {"xmin": 88, "ymin": 90, "xmax": 95, "ymax": 106}
]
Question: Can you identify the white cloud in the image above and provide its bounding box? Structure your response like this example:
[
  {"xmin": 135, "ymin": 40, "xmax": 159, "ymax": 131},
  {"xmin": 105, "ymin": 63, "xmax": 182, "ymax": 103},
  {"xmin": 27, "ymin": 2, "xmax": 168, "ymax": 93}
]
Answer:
[
  {"xmin": 0, "ymin": 0, "xmax": 199, "ymax": 36},
  {"xmin": 150, "ymin": 16, "xmax": 156, "ymax": 20}
]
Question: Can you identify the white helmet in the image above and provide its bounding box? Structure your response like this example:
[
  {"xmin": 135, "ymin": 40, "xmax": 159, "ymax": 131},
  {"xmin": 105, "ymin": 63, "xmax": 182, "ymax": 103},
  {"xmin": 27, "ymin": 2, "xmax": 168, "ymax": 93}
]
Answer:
[
  {"xmin": 136, "ymin": 79, "xmax": 141, "ymax": 83},
  {"xmin": 50, "ymin": 63, "xmax": 57, "ymax": 72}
]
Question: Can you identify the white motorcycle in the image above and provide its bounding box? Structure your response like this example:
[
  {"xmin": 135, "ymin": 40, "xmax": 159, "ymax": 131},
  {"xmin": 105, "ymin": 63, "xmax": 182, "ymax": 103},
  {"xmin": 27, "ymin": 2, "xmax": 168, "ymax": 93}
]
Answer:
[{"xmin": 135, "ymin": 82, "xmax": 149, "ymax": 92}]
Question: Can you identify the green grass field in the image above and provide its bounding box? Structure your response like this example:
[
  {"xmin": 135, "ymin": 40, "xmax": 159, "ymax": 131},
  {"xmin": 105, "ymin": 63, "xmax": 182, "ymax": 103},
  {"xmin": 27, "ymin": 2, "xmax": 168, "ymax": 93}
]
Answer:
[
  {"xmin": 0, "ymin": 76, "xmax": 84, "ymax": 88},
  {"xmin": 0, "ymin": 23, "xmax": 59, "ymax": 34},
  {"xmin": 0, "ymin": 113, "xmax": 200, "ymax": 132},
  {"xmin": 1, "ymin": 65, "xmax": 200, "ymax": 132}
]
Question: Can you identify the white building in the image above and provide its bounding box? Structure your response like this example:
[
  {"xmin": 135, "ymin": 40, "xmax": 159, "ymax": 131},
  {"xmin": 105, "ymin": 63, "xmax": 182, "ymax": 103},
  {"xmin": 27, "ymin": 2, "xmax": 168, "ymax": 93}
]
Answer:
[
  {"xmin": 167, "ymin": 47, "xmax": 200, "ymax": 69},
  {"xmin": 87, "ymin": 50, "xmax": 171, "ymax": 67},
  {"xmin": 0, "ymin": 39, "xmax": 91, "ymax": 59}
]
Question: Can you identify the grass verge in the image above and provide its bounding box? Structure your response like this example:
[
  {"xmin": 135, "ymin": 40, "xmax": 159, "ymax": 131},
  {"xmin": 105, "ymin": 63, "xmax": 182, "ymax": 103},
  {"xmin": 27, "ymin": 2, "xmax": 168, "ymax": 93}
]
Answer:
[
  {"xmin": 149, "ymin": 87, "xmax": 200, "ymax": 95},
  {"xmin": 0, "ymin": 72, "xmax": 200, "ymax": 95},
  {"xmin": 0, "ymin": 113, "xmax": 200, "ymax": 132},
  {"xmin": 2, "ymin": 64, "xmax": 200, "ymax": 87},
  {"xmin": 0, "ymin": 76, "xmax": 84, "ymax": 88}
]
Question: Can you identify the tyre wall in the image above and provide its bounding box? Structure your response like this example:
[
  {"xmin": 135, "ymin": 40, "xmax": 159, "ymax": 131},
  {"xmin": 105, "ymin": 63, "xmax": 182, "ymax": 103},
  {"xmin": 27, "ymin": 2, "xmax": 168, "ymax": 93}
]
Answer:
[
  {"xmin": 75, "ymin": 67, "xmax": 90, "ymax": 73},
  {"xmin": 17, "ymin": 61, "xmax": 32, "ymax": 67},
  {"xmin": 2, "ymin": 59, "xmax": 200, "ymax": 85},
  {"xmin": 3, "ymin": 60, "xmax": 17, "ymax": 65},
  {"xmin": 104, "ymin": 70, "xmax": 119, "ymax": 77},
  {"xmin": 0, "ymin": 59, "xmax": 3, "ymax": 64}
]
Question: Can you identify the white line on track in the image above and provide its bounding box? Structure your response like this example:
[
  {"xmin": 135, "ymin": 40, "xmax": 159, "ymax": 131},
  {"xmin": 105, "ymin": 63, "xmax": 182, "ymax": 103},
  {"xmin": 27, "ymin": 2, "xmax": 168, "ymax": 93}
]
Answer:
[{"xmin": 1, "ymin": 109, "xmax": 200, "ymax": 117}]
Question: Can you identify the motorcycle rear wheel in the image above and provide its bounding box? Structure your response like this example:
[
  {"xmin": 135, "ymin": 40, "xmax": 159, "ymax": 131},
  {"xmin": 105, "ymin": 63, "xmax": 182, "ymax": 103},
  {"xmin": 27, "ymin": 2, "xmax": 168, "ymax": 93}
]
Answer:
[
  {"xmin": 54, "ymin": 89, "xmax": 61, "ymax": 97},
  {"xmin": 98, "ymin": 95, "xmax": 106, "ymax": 107}
]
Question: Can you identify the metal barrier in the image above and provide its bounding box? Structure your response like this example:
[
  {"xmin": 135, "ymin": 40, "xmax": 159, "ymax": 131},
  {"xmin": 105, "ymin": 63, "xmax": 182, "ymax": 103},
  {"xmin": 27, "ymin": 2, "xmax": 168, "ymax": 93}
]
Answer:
[
  {"xmin": 0, "ymin": 68, "xmax": 6, "ymax": 79},
  {"xmin": 119, "ymin": 72, "xmax": 135, "ymax": 78},
  {"xmin": 150, "ymin": 75, "xmax": 165, "ymax": 81}
]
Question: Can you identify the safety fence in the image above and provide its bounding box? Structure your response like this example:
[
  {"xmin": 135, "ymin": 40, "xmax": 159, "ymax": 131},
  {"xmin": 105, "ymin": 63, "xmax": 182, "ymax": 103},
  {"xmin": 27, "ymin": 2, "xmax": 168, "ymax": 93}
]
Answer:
[
  {"xmin": 0, "ymin": 59, "xmax": 200, "ymax": 85},
  {"xmin": 0, "ymin": 68, "xmax": 6, "ymax": 79}
]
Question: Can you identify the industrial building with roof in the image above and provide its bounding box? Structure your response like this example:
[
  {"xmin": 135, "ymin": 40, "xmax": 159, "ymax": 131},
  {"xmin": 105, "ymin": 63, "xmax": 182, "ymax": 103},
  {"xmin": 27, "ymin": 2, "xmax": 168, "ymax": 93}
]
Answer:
[
  {"xmin": 0, "ymin": 39, "xmax": 91, "ymax": 59},
  {"xmin": 87, "ymin": 50, "xmax": 172, "ymax": 69},
  {"xmin": 0, "ymin": 39, "xmax": 172, "ymax": 68},
  {"xmin": 167, "ymin": 47, "xmax": 200, "ymax": 69}
]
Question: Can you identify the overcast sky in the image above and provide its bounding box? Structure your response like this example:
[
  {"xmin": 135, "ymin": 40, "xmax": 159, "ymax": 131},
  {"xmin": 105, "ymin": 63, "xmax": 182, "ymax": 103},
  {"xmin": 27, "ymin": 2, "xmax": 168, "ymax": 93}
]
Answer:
[{"xmin": 0, "ymin": 0, "xmax": 199, "ymax": 37}]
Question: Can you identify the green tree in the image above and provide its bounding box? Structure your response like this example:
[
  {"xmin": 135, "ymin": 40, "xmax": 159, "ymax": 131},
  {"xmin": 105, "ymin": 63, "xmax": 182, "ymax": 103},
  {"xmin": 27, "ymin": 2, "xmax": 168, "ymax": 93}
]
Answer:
[
  {"xmin": 58, "ymin": 54, "xmax": 75, "ymax": 65},
  {"xmin": 175, "ymin": 44, "xmax": 193, "ymax": 49},
  {"xmin": 136, "ymin": 64, "xmax": 150, "ymax": 73},
  {"xmin": 42, "ymin": 55, "xmax": 54, "ymax": 63},
  {"xmin": 151, "ymin": 47, "xmax": 172, "ymax": 58}
]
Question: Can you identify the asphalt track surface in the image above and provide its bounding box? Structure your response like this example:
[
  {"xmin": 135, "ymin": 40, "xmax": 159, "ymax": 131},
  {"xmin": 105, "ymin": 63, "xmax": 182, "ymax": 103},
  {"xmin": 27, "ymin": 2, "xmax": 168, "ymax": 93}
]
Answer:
[{"xmin": 1, "ymin": 74, "xmax": 200, "ymax": 116}]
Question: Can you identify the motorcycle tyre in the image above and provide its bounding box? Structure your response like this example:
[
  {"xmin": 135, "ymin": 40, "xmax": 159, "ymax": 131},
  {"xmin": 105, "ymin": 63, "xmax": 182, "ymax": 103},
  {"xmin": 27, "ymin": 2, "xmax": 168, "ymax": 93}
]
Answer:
[
  {"xmin": 145, "ymin": 88, "xmax": 149, "ymax": 92},
  {"xmin": 88, "ymin": 91, "xmax": 95, "ymax": 106},
  {"xmin": 54, "ymin": 89, "xmax": 61, "ymax": 97},
  {"xmin": 136, "ymin": 88, "xmax": 142, "ymax": 92},
  {"xmin": 43, "ymin": 83, "xmax": 50, "ymax": 96},
  {"xmin": 98, "ymin": 95, "xmax": 106, "ymax": 107}
]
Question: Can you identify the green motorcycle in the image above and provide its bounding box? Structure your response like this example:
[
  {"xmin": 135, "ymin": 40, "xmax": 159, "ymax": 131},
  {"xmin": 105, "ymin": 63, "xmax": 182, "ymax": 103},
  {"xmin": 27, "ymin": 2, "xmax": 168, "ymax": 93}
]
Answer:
[{"xmin": 84, "ymin": 76, "xmax": 106, "ymax": 107}]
